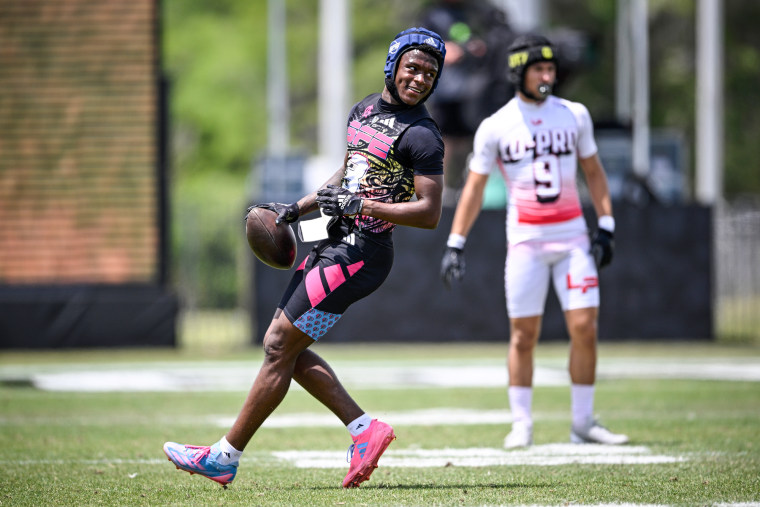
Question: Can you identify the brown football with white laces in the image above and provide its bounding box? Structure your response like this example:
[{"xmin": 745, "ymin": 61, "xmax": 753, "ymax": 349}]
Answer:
[{"xmin": 245, "ymin": 207, "xmax": 297, "ymax": 269}]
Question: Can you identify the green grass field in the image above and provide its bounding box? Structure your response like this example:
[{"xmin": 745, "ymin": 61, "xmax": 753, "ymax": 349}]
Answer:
[{"xmin": 2, "ymin": 342, "xmax": 759, "ymax": 506}]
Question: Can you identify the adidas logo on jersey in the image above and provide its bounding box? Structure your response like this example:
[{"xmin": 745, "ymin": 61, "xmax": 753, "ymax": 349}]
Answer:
[{"xmin": 372, "ymin": 117, "xmax": 395, "ymax": 130}]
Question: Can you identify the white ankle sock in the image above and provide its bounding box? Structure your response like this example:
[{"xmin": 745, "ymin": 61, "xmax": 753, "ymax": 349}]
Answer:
[
  {"xmin": 571, "ymin": 383, "xmax": 595, "ymax": 428},
  {"xmin": 347, "ymin": 414, "xmax": 373, "ymax": 437},
  {"xmin": 508, "ymin": 386, "xmax": 533, "ymax": 429},
  {"xmin": 216, "ymin": 436, "xmax": 243, "ymax": 465}
]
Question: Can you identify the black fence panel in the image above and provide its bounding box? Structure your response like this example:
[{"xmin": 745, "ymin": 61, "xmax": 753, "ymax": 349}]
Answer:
[
  {"xmin": 0, "ymin": 285, "xmax": 178, "ymax": 349},
  {"xmin": 253, "ymin": 203, "xmax": 712, "ymax": 343}
]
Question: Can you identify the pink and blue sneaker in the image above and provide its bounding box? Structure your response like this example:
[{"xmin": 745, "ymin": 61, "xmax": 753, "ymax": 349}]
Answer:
[
  {"xmin": 342, "ymin": 419, "xmax": 396, "ymax": 488},
  {"xmin": 163, "ymin": 441, "xmax": 237, "ymax": 488}
]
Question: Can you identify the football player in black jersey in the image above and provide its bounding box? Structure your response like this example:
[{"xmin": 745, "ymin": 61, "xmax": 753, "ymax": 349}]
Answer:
[{"xmin": 164, "ymin": 28, "xmax": 447, "ymax": 489}]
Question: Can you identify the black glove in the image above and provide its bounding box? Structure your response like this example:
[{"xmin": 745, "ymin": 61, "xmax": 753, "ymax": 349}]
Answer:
[
  {"xmin": 246, "ymin": 202, "xmax": 300, "ymax": 224},
  {"xmin": 441, "ymin": 246, "xmax": 466, "ymax": 289},
  {"xmin": 315, "ymin": 185, "xmax": 364, "ymax": 217},
  {"xmin": 591, "ymin": 228, "xmax": 614, "ymax": 269}
]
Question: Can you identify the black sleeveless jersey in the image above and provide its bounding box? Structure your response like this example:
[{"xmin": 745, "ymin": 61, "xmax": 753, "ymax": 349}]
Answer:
[{"xmin": 343, "ymin": 93, "xmax": 443, "ymax": 233}]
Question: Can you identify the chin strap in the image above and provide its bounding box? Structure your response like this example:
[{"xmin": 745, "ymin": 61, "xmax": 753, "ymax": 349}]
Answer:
[
  {"xmin": 385, "ymin": 77, "xmax": 404, "ymax": 105},
  {"xmin": 384, "ymin": 77, "xmax": 432, "ymax": 106}
]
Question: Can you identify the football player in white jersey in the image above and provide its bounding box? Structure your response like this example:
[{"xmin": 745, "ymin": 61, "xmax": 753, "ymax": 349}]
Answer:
[{"xmin": 441, "ymin": 34, "xmax": 628, "ymax": 448}]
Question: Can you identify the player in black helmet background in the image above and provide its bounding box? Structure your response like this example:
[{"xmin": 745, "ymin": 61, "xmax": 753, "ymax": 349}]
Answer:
[
  {"xmin": 417, "ymin": 0, "xmax": 515, "ymax": 206},
  {"xmin": 163, "ymin": 27, "xmax": 446, "ymax": 489},
  {"xmin": 441, "ymin": 34, "xmax": 628, "ymax": 448}
]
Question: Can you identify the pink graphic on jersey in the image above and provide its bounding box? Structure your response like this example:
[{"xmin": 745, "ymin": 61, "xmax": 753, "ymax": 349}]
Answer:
[
  {"xmin": 304, "ymin": 261, "xmax": 365, "ymax": 307},
  {"xmin": 511, "ymin": 182, "xmax": 582, "ymax": 224},
  {"xmin": 347, "ymin": 120, "xmax": 394, "ymax": 160}
]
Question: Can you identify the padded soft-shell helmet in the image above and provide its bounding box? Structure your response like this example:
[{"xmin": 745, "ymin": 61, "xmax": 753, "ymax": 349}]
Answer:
[
  {"xmin": 507, "ymin": 34, "xmax": 557, "ymax": 100},
  {"xmin": 384, "ymin": 27, "xmax": 446, "ymax": 104}
]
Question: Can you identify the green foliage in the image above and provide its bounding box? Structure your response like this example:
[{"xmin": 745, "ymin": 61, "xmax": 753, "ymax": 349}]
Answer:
[
  {"xmin": 724, "ymin": 1, "xmax": 760, "ymax": 196},
  {"xmin": 163, "ymin": 0, "xmax": 268, "ymax": 176},
  {"xmin": 163, "ymin": 0, "xmax": 428, "ymax": 307},
  {"xmin": 163, "ymin": 0, "xmax": 427, "ymax": 179},
  {"xmin": 163, "ymin": 1, "xmax": 760, "ymax": 308},
  {"xmin": 171, "ymin": 171, "xmax": 248, "ymax": 308},
  {"xmin": 164, "ymin": 0, "xmax": 760, "ymax": 193},
  {"xmin": 547, "ymin": 0, "xmax": 760, "ymax": 199}
]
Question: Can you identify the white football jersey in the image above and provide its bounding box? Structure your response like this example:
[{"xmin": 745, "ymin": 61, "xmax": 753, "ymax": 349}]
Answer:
[{"xmin": 469, "ymin": 95, "xmax": 598, "ymax": 245}]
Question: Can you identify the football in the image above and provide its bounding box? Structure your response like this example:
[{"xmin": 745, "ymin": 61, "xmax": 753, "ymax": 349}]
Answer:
[{"xmin": 245, "ymin": 207, "xmax": 297, "ymax": 270}]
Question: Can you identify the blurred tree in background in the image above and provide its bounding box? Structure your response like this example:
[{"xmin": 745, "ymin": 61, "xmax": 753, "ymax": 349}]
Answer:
[
  {"xmin": 722, "ymin": 0, "xmax": 760, "ymax": 197},
  {"xmin": 547, "ymin": 0, "xmax": 760, "ymax": 201},
  {"xmin": 163, "ymin": 0, "xmax": 760, "ymax": 308},
  {"xmin": 162, "ymin": 0, "xmax": 421, "ymax": 308},
  {"xmin": 163, "ymin": 0, "xmax": 267, "ymax": 308}
]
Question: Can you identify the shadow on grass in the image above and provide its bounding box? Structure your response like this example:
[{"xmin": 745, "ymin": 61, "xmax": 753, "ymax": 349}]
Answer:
[{"xmin": 254, "ymin": 480, "xmax": 552, "ymax": 492}]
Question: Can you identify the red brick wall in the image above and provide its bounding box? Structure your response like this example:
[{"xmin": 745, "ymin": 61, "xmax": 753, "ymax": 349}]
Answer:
[{"xmin": 0, "ymin": 0, "xmax": 159, "ymax": 284}]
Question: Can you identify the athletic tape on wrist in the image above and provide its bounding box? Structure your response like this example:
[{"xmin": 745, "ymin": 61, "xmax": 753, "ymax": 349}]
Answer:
[
  {"xmin": 598, "ymin": 215, "xmax": 615, "ymax": 233},
  {"xmin": 447, "ymin": 233, "xmax": 466, "ymax": 249}
]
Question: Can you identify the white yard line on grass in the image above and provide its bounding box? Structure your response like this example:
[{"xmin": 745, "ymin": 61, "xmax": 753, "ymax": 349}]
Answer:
[
  {"xmin": 2, "ymin": 444, "xmax": 686, "ymax": 469},
  {"xmin": 272, "ymin": 444, "xmax": 685, "ymax": 468},
  {"xmin": 4, "ymin": 357, "xmax": 759, "ymax": 392}
]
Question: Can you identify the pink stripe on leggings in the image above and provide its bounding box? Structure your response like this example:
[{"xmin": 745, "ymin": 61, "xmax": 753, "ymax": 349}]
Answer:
[
  {"xmin": 305, "ymin": 268, "xmax": 327, "ymax": 307},
  {"xmin": 304, "ymin": 261, "xmax": 365, "ymax": 307}
]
